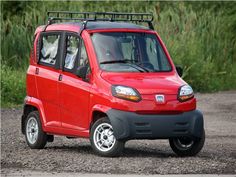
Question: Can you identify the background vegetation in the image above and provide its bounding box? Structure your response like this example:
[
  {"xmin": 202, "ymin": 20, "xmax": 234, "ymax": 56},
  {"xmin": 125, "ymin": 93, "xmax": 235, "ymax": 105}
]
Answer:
[{"xmin": 1, "ymin": 1, "xmax": 236, "ymax": 107}]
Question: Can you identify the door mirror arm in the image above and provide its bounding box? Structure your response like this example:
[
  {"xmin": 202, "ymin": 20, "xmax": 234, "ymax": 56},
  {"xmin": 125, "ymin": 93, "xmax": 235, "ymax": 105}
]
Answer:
[{"xmin": 176, "ymin": 66, "xmax": 183, "ymax": 77}]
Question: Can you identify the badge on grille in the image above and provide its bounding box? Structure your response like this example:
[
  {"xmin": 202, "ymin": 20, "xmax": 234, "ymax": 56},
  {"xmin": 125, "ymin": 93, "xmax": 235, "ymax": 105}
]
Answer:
[{"xmin": 155, "ymin": 94, "xmax": 165, "ymax": 103}]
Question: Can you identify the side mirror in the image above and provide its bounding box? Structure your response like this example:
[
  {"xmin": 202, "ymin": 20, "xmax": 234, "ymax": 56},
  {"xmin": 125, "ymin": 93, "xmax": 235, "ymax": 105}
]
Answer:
[
  {"xmin": 176, "ymin": 66, "xmax": 183, "ymax": 77},
  {"xmin": 76, "ymin": 66, "xmax": 88, "ymax": 80}
]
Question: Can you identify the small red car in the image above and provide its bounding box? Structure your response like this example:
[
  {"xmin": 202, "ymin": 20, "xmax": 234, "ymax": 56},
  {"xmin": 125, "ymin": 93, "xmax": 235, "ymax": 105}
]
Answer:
[{"xmin": 22, "ymin": 12, "xmax": 205, "ymax": 157}]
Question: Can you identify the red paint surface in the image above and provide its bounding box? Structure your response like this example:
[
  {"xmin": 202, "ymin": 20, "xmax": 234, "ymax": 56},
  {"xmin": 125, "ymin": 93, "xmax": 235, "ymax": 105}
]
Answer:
[{"xmin": 26, "ymin": 23, "xmax": 196, "ymax": 137}]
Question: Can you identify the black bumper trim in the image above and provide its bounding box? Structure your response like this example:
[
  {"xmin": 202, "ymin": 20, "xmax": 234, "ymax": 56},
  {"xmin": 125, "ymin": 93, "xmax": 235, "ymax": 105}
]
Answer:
[{"xmin": 106, "ymin": 109, "xmax": 204, "ymax": 140}]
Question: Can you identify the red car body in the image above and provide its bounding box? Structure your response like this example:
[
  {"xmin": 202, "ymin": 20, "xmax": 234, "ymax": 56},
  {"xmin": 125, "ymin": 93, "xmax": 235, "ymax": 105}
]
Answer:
[
  {"xmin": 22, "ymin": 12, "xmax": 204, "ymax": 156},
  {"xmin": 25, "ymin": 25, "xmax": 195, "ymax": 136}
]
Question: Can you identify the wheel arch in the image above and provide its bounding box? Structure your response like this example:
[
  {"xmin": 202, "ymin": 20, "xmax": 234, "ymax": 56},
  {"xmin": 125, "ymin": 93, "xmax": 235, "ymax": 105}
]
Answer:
[
  {"xmin": 90, "ymin": 110, "xmax": 108, "ymax": 130},
  {"xmin": 22, "ymin": 96, "xmax": 46, "ymax": 134},
  {"xmin": 21, "ymin": 104, "xmax": 38, "ymax": 134},
  {"xmin": 89, "ymin": 105, "xmax": 129, "ymax": 140},
  {"xmin": 89, "ymin": 104, "xmax": 111, "ymax": 130}
]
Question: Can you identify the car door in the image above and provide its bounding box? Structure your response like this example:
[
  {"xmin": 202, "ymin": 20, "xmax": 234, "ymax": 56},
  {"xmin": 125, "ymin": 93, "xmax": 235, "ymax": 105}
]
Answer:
[
  {"xmin": 35, "ymin": 32, "xmax": 62, "ymax": 127},
  {"xmin": 59, "ymin": 33, "xmax": 91, "ymax": 131}
]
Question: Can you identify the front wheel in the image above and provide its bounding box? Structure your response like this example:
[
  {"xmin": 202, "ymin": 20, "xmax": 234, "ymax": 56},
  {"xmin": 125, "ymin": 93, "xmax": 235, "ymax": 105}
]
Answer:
[
  {"xmin": 90, "ymin": 117, "xmax": 124, "ymax": 157},
  {"xmin": 169, "ymin": 130, "xmax": 205, "ymax": 156}
]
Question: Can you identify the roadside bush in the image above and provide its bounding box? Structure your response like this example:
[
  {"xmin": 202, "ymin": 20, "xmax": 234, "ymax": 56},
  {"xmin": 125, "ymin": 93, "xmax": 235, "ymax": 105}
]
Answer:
[
  {"xmin": 1, "ymin": 1, "xmax": 236, "ymax": 106},
  {"xmin": 1, "ymin": 64, "xmax": 26, "ymax": 107}
]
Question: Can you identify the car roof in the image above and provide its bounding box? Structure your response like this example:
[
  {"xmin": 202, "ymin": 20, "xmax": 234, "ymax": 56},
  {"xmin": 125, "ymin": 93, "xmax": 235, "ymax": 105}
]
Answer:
[
  {"xmin": 86, "ymin": 21, "xmax": 149, "ymax": 30},
  {"xmin": 35, "ymin": 21, "xmax": 151, "ymax": 34}
]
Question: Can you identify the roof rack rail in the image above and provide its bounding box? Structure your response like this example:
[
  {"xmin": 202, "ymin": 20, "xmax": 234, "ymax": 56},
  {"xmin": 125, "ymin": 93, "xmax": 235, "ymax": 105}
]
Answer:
[{"xmin": 47, "ymin": 11, "xmax": 154, "ymax": 30}]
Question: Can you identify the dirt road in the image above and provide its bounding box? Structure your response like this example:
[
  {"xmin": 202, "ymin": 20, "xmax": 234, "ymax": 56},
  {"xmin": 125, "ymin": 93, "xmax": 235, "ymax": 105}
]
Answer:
[{"xmin": 1, "ymin": 91, "xmax": 236, "ymax": 175}]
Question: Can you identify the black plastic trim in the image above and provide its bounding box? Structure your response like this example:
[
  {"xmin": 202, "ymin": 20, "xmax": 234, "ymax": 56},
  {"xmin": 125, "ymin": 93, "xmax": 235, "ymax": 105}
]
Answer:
[
  {"xmin": 47, "ymin": 11, "xmax": 154, "ymax": 30},
  {"xmin": 106, "ymin": 109, "xmax": 204, "ymax": 140}
]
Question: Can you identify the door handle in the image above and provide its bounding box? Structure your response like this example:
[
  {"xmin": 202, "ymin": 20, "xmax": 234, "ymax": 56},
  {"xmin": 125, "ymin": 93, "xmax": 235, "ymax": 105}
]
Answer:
[
  {"xmin": 58, "ymin": 74, "xmax": 63, "ymax": 81},
  {"xmin": 35, "ymin": 68, "xmax": 39, "ymax": 75}
]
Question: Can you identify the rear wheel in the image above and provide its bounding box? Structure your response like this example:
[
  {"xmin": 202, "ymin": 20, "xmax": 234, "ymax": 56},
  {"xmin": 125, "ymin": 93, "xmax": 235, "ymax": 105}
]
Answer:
[
  {"xmin": 90, "ymin": 117, "xmax": 124, "ymax": 157},
  {"xmin": 25, "ymin": 111, "xmax": 47, "ymax": 149},
  {"xmin": 169, "ymin": 130, "xmax": 205, "ymax": 156}
]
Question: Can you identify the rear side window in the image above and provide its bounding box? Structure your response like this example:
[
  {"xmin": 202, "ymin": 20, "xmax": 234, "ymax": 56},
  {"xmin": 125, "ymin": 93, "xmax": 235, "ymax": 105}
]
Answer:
[{"xmin": 39, "ymin": 34, "xmax": 60, "ymax": 66}]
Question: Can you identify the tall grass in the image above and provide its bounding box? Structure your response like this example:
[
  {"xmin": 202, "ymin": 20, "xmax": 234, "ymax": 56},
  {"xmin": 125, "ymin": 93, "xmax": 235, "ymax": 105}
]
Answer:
[
  {"xmin": 1, "ymin": 1, "xmax": 236, "ymax": 106},
  {"xmin": 1, "ymin": 64, "xmax": 26, "ymax": 107},
  {"xmin": 155, "ymin": 2, "xmax": 236, "ymax": 91}
]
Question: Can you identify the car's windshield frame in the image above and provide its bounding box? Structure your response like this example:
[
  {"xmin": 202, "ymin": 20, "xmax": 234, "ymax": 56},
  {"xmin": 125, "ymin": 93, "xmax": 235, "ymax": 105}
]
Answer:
[{"xmin": 90, "ymin": 31, "xmax": 173, "ymax": 73}]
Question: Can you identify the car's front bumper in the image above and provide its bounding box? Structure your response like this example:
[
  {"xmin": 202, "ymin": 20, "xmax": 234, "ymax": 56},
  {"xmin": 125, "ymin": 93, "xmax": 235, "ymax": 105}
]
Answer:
[{"xmin": 106, "ymin": 109, "xmax": 204, "ymax": 140}]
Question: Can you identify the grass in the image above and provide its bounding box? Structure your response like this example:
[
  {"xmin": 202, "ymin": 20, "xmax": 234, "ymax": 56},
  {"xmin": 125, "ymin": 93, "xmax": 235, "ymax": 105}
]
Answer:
[
  {"xmin": 1, "ymin": 64, "xmax": 26, "ymax": 107},
  {"xmin": 1, "ymin": 1, "xmax": 236, "ymax": 106}
]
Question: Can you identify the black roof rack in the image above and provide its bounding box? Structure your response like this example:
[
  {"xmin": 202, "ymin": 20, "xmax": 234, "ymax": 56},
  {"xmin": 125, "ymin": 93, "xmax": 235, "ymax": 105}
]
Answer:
[{"xmin": 47, "ymin": 11, "xmax": 154, "ymax": 30}]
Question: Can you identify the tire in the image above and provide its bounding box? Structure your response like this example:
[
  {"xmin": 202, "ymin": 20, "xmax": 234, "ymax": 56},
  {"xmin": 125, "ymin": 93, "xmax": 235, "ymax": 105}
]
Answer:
[
  {"xmin": 169, "ymin": 130, "xmax": 205, "ymax": 157},
  {"xmin": 90, "ymin": 117, "xmax": 124, "ymax": 157},
  {"xmin": 25, "ymin": 111, "xmax": 47, "ymax": 149}
]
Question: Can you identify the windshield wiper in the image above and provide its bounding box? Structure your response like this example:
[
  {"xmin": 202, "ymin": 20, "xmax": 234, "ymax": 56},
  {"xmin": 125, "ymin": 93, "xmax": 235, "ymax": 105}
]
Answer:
[
  {"xmin": 133, "ymin": 62, "xmax": 150, "ymax": 72},
  {"xmin": 100, "ymin": 59, "xmax": 134, "ymax": 64},
  {"xmin": 100, "ymin": 59, "xmax": 149, "ymax": 72}
]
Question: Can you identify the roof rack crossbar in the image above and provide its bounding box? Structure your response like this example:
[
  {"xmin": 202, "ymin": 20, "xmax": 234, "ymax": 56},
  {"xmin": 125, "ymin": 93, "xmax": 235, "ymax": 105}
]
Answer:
[{"xmin": 47, "ymin": 11, "xmax": 154, "ymax": 29}]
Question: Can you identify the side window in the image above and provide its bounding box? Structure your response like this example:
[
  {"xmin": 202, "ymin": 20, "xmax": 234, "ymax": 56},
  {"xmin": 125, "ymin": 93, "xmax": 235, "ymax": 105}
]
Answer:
[
  {"xmin": 146, "ymin": 37, "xmax": 159, "ymax": 69},
  {"xmin": 79, "ymin": 40, "xmax": 89, "ymax": 67},
  {"xmin": 79, "ymin": 40, "xmax": 91, "ymax": 78},
  {"xmin": 40, "ymin": 34, "xmax": 60, "ymax": 66},
  {"xmin": 157, "ymin": 44, "xmax": 171, "ymax": 71},
  {"xmin": 145, "ymin": 36, "xmax": 171, "ymax": 71},
  {"xmin": 64, "ymin": 35, "xmax": 79, "ymax": 70}
]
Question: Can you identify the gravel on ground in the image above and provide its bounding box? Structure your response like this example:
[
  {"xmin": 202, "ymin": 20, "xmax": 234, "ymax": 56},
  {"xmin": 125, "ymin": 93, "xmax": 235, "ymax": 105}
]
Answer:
[{"xmin": 1, "ymin": 91, "xmax": 236, "ymax": 174}]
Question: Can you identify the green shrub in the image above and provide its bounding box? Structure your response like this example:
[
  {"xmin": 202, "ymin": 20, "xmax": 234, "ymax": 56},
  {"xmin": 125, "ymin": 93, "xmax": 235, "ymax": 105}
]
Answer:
[
  {"xmin": 1, "ymin": 1, "xmax": 236, "ymax": 106},
  {"xmin": 1, "ymin": 64, "xmax": 26, "ymax": 107},
  {"xmin": 154, "ymin": 2, "xmax": 236, "ymax": 91}
]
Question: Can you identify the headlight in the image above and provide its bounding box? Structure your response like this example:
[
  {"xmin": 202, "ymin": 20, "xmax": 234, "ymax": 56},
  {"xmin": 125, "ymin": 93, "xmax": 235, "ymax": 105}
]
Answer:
[
  {"xmin": 178, "ymin": 85, "xmax": 194, "ymax": 102},
  {"xmin": 112, "ymin": 85, "xmax": 141, "ymax": 102}
]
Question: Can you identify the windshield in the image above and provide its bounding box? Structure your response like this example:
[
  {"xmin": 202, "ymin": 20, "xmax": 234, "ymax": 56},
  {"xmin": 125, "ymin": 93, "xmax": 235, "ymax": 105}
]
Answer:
[{"xmin": 91, "ymin": 32, "xmax": 172, "ymax": 72}]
